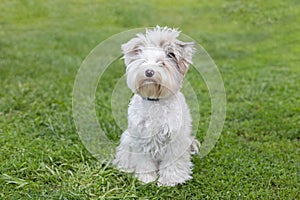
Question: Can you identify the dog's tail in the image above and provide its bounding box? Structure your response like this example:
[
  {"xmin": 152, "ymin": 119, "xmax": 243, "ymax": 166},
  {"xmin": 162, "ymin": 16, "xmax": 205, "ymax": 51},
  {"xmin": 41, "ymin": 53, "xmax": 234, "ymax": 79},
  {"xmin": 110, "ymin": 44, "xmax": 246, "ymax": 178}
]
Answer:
[{"xmin": 190, "ymin": 137, "xmax": 201, "ymax": 155}]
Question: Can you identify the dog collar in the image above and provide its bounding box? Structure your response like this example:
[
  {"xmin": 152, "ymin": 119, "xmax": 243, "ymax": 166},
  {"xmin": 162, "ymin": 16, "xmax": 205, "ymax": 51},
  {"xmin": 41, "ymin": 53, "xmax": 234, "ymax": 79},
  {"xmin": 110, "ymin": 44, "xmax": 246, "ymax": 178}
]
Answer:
[{"xmin": 144, "ymin": 97, "xmax": 159, "ymax": 101}]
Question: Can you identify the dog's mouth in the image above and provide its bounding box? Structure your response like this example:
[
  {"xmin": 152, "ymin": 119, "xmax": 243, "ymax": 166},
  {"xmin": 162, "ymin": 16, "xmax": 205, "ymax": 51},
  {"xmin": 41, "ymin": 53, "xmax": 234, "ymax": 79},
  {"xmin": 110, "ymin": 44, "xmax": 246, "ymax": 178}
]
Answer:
[
  {"xmin": 136, "ymin": 78, "xmax": 161, "ymax": 98},
  {"xmin": 141, "ymin": 79, "xmax": 157, "ymax": 85}
]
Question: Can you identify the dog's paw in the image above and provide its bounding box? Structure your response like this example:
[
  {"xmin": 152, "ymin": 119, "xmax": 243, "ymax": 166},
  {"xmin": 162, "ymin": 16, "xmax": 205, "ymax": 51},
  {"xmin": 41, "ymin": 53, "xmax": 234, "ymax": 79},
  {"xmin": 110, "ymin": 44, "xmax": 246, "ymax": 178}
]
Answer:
[
  {"xmin": 158, "ymin": 160, "xmax": 193, "ymax": 186},
  {"xmin": 190, "ymin": 137, "xmax": 201, "ymax": 154},
  {"xmin": 157, "ymin": 174, "xmax": 192, "ymax": 186},
  {"xmin": 157, "ymin": 179, "xmax": 177, "ymax": 187},
  {"xmin": 135, "ymin": 172, "xmax": 158, "ymax": 184}
]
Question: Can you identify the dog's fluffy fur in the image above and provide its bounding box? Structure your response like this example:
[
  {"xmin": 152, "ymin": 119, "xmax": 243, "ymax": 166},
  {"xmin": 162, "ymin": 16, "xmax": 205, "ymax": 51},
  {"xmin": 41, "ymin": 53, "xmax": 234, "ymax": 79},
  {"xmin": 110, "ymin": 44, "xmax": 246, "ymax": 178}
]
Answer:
[{"xmin": 113, "ymin": 26, "xmax": 199, "ymax": 186}]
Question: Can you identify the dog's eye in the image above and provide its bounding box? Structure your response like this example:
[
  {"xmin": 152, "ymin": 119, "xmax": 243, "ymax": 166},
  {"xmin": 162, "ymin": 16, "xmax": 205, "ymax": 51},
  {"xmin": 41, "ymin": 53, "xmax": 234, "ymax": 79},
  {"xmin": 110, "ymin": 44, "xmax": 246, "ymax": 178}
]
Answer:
[
  {"xmin": 167, "ymin": 52, "xmax": 176, "ymax": 59},
  {"xmin": 157, "ymin": 60, "xmax": 165, "ymax": 66}
]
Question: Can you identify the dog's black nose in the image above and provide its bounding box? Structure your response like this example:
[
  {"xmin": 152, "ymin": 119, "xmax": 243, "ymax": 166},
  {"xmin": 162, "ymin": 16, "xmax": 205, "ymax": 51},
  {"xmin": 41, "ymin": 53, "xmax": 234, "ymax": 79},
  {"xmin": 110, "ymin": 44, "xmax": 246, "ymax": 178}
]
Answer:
[{"xmin": 145, "ymin": 69, "xmax": 155, "ymax": 77}]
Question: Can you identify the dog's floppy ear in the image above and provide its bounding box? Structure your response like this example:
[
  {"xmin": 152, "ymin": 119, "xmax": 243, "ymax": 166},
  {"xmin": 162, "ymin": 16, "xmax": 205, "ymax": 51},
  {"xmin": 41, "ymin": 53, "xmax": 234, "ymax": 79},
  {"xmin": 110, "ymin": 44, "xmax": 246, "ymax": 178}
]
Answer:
[
  {"xmin": 121, "ymin": 36, "xmax": 144, "ymax": 66},
  {"xmin": 176, "ymin": 41, "xmax": 195, "ymax": 75}
]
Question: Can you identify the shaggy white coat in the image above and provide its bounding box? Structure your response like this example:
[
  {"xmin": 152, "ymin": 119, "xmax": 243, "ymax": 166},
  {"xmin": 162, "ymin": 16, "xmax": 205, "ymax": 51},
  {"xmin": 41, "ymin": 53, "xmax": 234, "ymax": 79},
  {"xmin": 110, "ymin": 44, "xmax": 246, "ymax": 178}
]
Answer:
[{"xmin": 113, "ymin": 26, "xmax": 199, "ymax": 186}]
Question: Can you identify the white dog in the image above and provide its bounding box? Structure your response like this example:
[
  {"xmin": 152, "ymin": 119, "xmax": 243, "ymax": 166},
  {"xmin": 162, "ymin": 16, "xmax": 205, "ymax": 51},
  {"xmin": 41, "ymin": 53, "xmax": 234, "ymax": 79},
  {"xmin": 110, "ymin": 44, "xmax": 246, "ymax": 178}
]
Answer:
[{"xmin": 113, "ymin": 26, "xmax": 199, "ymax": 186}]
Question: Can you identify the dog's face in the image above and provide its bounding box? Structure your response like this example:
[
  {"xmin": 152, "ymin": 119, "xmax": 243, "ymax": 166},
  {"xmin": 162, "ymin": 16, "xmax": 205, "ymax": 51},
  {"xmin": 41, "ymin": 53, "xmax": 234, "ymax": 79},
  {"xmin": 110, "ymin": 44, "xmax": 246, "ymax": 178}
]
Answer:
[{"xmin": 122, "ymin": 26, "xmax": 194, "ymax": 99}]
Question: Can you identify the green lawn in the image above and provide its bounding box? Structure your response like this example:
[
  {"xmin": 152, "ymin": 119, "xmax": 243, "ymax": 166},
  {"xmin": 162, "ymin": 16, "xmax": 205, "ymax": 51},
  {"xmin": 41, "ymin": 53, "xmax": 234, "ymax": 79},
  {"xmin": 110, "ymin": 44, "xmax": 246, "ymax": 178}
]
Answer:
[{"xmin": 1, "ymin": 0, "xmax": 300, "ymax": 199}]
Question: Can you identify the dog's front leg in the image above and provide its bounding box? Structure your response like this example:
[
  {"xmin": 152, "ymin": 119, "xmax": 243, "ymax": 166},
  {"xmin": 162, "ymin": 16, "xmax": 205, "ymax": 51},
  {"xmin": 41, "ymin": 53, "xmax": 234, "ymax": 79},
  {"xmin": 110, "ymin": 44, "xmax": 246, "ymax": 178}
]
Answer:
[
  {"xmin": 158, "ymin": 148, "xmax": 193, "ymax": 186},
  {"xmin": 133, "ymin": 152, "xmax": 158, "ymax": 184}
]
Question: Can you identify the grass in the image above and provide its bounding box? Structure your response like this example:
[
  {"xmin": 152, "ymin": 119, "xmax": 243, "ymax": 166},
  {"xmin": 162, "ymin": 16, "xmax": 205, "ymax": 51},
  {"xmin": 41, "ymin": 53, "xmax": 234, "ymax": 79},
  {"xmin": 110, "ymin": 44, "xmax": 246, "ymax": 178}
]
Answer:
[{"xmin": 0, "ymin": 0, "xmax": 299, "ymax": 199}]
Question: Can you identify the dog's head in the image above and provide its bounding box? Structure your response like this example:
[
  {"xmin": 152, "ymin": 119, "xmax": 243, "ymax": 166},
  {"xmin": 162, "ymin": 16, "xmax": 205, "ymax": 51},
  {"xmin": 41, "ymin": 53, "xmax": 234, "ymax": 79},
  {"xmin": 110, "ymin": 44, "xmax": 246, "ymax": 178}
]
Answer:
[{"xmin": 122, "ymin": 26, "xmax": 195, "ymax": 99}]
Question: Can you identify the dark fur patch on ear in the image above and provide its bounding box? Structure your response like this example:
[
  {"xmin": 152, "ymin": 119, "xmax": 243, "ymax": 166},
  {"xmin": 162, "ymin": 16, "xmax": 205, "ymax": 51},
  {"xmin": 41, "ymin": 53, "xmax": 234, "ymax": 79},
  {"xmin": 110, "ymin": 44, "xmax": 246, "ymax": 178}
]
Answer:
[
  {"xmin": 122, "ymin": 37, "xmax": 144, "ymax": 65},
  {"xmin": 174, "ymin": 41, "xmax": 195, "ymax": 75},
  {"xmin": 122, "ymin": 38, "xmax": 143, "ymax": 55},
  {"xmin": 176, "ymin": 41, "xmax": 195, "ymax": 64},
  {"xmin": 178, "ymin": 60, "xmax": 189, "ymax": 75}
]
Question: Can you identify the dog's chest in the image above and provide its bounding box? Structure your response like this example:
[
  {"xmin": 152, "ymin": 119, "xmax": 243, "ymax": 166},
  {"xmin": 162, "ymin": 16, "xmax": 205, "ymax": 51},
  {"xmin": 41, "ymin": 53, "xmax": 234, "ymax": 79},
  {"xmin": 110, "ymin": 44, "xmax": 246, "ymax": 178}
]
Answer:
[
  {"xmin": 130, "ymin": 101, "xmax": 181, "ymax": 134},
  {"xmin": 128, "ymin": 99, "xmax": 183, "ymax": 157}
]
